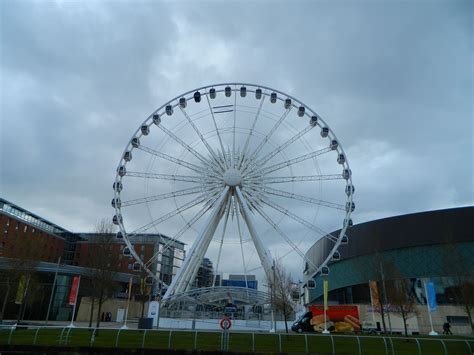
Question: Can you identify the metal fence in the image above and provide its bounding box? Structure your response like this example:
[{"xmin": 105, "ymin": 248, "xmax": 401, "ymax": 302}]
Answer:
[{"xmin": 1, "ymin": 324, "xmax": 473, "ymax": 354}]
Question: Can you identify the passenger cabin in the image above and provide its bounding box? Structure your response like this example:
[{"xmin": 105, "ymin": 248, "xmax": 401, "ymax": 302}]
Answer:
[
  {"xmin": 152, "ymin": 114, "xmax": 160, "ymax": 126},
  {"xmin": 298, "ymin": 106, "xmax": 305, "ymax": 117},
  {"xmin": 194, "ymin": 91, "xmax": 201, "ymax": 102},
  {"xmin": 141, "ymin": 125, "xmax": 150, "ymax": 135}
]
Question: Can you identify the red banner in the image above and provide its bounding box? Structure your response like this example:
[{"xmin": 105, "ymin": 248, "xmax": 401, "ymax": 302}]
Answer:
[{"xmin": 69, "ymin": 276, "xmax": 80, "ymax": 306}]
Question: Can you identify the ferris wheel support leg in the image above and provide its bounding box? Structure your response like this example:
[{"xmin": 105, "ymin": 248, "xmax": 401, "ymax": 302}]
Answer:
[
  {"xmin": 235, "ymin": 187, "xmax": 274, "ymax": 282},
  {"xmin": 163, "ymin": 187, "xmax": 229, "ymax": 300}
]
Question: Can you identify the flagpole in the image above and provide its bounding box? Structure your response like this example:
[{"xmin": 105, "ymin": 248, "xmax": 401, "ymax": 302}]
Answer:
[
  {"xmin": 122, "ymin": 276, "xmax": 133, "ymax": 329},
  {"xmin": 368, "ymin": 280, "xmax": 376, "ymax": 322},
  {"xmin": 424, "ymin": 280, "xmax": 438, "ymax": 336},
  {"xmin": 322, "ymin": 278, "xmax": 330, "ymax": 334},
  {"xmin": 68, "ymin": 276, "xmax": 81, "ymax": 328}
]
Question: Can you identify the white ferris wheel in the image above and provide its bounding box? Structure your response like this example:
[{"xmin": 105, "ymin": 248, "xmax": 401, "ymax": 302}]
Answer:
[{"xmin": 112, "ymin": 83, "xmax": 354, "ymax": 301}]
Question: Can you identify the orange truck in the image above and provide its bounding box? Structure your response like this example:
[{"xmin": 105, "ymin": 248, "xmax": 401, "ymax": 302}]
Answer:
[{"xmin": 291, "ymin": 305, "xmax": 361, "ymax": 333}]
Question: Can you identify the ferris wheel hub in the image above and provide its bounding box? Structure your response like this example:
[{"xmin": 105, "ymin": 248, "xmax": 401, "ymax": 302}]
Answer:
[{"xmin": 223, "ymin": 168, "xmax": 242, "ymax": 186}]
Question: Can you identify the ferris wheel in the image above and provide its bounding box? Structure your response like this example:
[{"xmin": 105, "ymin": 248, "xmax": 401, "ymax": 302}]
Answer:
[{"xmin": 112, "ymin": 83, "xmax": 354, "ymax": 300}]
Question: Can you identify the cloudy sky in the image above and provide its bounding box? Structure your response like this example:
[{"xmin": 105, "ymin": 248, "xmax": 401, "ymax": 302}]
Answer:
[{"xmin": 1, "ymin": 0, "xmax": 472, "ymax": 280}]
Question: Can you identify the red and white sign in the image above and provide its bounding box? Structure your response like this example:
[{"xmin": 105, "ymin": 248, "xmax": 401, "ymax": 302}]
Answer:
[
  {"xmin": 69, "ymin": 276, "xmax": 80, "ymax": 306},
  {"xmin": 220, "ymin": 316, "xmax": 232, "ymax": 330}
]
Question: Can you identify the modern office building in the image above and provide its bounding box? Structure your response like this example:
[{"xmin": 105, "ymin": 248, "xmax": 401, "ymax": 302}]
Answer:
[{"xmin": 304, "ymin": 206, "xmax": 474, "ymax": 334}]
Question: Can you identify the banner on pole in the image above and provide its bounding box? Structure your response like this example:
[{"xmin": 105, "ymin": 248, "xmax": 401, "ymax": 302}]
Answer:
[
  {"xmin": 127, "ymin": 276, "xmax": 133, "ymax": 302},
  {"xmin": 426, "ymin": 281, "xmax": 437, "ymax": 312},
  {"xmin": 323, "ymin": 279, "xmax": 328, "ymax": 311},
  {"xmin": 369, "ymin": 280, "xmax": 380, "ymax": 308},
  {"xmin": 15, "ymin": 275, "xmax": 27, "ymax": 305},
  {"xmin": 69, "ymin": 276, "xmax": 80, "ymax": 306}
]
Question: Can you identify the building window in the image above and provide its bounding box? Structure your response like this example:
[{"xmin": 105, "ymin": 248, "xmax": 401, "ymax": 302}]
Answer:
[
  {"xmin": 446, "ymin": 316, "xmax": 470, "ymax": 325},
  {"xmin": 23, "ymin": 225, "xmax": 27, "ymax": 233}
]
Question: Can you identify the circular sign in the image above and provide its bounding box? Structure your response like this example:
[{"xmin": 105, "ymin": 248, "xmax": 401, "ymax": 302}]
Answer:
[{"xmin": 220, "ymin": 316, "xmax": 232, "ymax": 330}]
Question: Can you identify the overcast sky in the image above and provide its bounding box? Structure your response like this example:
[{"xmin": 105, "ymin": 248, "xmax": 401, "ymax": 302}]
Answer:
[{"xmin": 1, "ymin": 1, "xmax": 472, "ymax": 279}]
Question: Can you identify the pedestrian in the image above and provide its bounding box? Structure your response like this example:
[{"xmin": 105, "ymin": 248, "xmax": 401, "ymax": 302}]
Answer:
[
  {"xmin": 101, "ymin": 312, "xmax": 105, "ymax": 322},
  {"xmin": 443, "ymin": 322, "xmax": 452, "ymax": 335}
]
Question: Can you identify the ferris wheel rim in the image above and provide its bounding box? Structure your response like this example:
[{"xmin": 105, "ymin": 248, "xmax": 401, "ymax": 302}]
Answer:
[{"xmin": 112, "ymin": 83, "xmax": 354, "ymax": 291}]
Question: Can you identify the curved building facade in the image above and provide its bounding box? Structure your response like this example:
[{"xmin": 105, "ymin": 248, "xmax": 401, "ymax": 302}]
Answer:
[{"xmin": 304, "ymin": 206, "xmax": 474, "ymax": 334}]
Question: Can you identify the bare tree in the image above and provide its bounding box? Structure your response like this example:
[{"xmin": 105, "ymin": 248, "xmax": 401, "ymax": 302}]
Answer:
[
  {"xmin": 351, "ymin": 252, "xmax": 394, "ymax": 334},
  {"xmin": 0, "ymin": 233, "xmax": 42, "ymax": 322},
  {"xmin": 441, "ymin": 240, "xmax": 474, "ymax": 332},
  {"xmin": 268, "ymin": 260, "xmax": 296, "ymax": 333},
  {"xmin": 386, "ymin": 275, "xmax": 416, "ymax": 336},
  {"xmin": 86, "ymin": 219, "xmax": 121, "ymax": 328}
]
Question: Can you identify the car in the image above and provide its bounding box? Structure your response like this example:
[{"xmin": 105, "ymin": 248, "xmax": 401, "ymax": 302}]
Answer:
[{"xmin": 291, "ymin": 311, "xmax": 314, "ymax": 333}]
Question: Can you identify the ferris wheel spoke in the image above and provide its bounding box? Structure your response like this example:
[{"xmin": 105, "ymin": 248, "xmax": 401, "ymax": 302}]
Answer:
[
  {"xmin": 242, "ymin": 108, "xmax": 291, "ymax": 174},
  {"xmin": 179, "ymin": 106, "xmax": 226, "ymax": 172},
  {"xmin": 251, "ymin": 202, "xmax": 318, "ymax": 271},
  {"xmin": 121, "ymin": 186, "xmax": 207, "ymax": 207},
  {"xmin": 258, "ymin": 174, "xmax": 344, "ymax": 184},
  {"xmin": 205, "ymin": 92, "xmax": 228, "ymax": 169},
  {"xmin": 261, "ymin": 197, "xmax": 339, "ymax": 243},
  {"xmin": 137, "ymin": 145, "xmax": 205, "ymax": 174},
  {"xmin": 263, "ymin": 186, "xmax": 346, "ymax": 211},
  {"xmin": 212, "ymin": 196, "xmax": 232, "ymax": 287},
  {"xmin": 158, "ymin": 124, "xmax": 218, "ymax": 173},
  {"xmin": 127, "ymin": 191, "xmax": 217, "ymax": 237},
  {"xmin": 254, "ymin": 125, "xmax": 314, "ymax": 168},
  {"xmin": 238, "ymin": 94, "xmax": 266, "ymax": 169},
  {"xmin": 125, "ymin": 171, "xmax": 218, "ymax": 184},
  {"xmin": 247, "ymin": 146, "xmax": 332, "ymax": 178},
  {"xmin": 235, "ymin": 199, "xmax": 251, "ymax": 291},
  {"xmin": 144, "ymin": 190, "xmax": 225, "ymax": 270},
  {"xmin": 232, "ymin": 90, "xmax": 237, "ymax": 168}
]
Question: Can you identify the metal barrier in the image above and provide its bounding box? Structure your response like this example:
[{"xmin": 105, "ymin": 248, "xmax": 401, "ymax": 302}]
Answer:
[{"xmin": 0, "ymin": 324, "xmax": 473, "ymax": 354}]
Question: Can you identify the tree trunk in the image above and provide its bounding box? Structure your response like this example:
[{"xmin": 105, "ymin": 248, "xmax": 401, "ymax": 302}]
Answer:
[
  {"xmin": 464, "ymin": 303, "xmax": 473, "ymax": 332},
  {"xmin": 401, "ymin": 308, "xmax": 408, "ymax": 337},
  {"xmin": 96, "ymin": 290, "xmax": 104, "ymax": 329},
  {"xmin": 89, "ymin": 296, "xmax": 95, "ymax": 328},
  {"xmin": 283, "ymin": 304, "xmax": 288, "ymax": 333},
  {"xmin": 379, "ymin": 303, "xmax": 387, "ymax": 334},
  {"xmin": 141, "ymin": 298, "xmax": 145, "ymax": 318},
  {"xmin": 0, "ymin": 280, "xmax": 11, "ymax": 321}
]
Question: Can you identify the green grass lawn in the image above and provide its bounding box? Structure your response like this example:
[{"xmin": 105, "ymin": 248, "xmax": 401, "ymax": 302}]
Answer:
[{"xmin": 0, "ymin": 326, "xmax": 473, "ymax": 354}]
